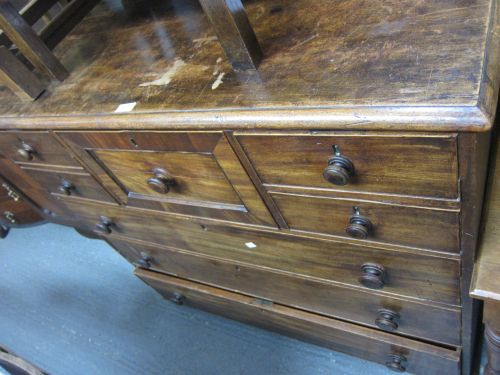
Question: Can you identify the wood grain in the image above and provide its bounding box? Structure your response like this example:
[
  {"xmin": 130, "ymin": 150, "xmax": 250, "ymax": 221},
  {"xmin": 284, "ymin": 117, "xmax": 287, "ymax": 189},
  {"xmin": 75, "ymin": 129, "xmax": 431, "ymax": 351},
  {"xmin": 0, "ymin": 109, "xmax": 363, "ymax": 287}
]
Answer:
[
  {"xmin": 236, "ymin": 132, "xmax": 459, "ymax": 200},
  {"xmin": 271, "ymin": 192, "xmax": 459, "ymax": 253},
  {"xmin": 0, "ymin": 0, "xmax": 494, "ymax": 131},
  {"xmin": 104, "ymin": 237, "xmax": 462, "ymax": 346}
]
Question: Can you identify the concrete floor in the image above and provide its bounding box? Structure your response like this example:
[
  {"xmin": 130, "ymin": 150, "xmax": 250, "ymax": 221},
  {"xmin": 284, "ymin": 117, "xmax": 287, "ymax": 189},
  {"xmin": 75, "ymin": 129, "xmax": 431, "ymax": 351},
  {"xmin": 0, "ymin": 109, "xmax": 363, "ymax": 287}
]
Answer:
[{"xmin": 0, "ymin": 223, "xmax": 486, "ymax": 375}]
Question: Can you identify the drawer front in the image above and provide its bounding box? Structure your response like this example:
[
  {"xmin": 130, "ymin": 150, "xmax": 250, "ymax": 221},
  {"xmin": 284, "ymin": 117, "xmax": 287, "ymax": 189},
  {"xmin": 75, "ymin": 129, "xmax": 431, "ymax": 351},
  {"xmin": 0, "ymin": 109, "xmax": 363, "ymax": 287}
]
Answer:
[
  {"xmin": 18, "ymin": 166, "xmax": 116, "ymax": 203},
  {"xmin": 61, "ymin": 199, "xmax": 460, "ymax": 305},
  {"xmin": 109, "ymin": 238, "xmax": 461, "ymax": 346},
  {"xmin": 0, "ymin": 131, "xmax": 80, "ymax": 167},
  {"xmin": 0, "ymin": 198, "xmax": 42, "ymax": 226},
  {"xmin": 236, "ymin": 132, "xmax": 459, "ymax": 199},
  {"xmin": 137, "ymin": 269, "xmax": 460, "ymax": 375},
  {"xmin": 59, "ymin": 131, "xmax": 275, "ymax": 226},
  {"xmin": 272, "ymin": 192, "xmax": 460, "ymax": 253}
]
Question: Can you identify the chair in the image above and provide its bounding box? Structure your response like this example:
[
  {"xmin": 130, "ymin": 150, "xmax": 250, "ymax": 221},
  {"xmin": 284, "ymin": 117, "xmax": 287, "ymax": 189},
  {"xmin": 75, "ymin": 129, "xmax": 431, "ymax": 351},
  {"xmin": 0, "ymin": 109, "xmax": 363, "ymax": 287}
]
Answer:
[{"xmin": 0, "ymin": 0, "xmax": 99, "ymax": 100}]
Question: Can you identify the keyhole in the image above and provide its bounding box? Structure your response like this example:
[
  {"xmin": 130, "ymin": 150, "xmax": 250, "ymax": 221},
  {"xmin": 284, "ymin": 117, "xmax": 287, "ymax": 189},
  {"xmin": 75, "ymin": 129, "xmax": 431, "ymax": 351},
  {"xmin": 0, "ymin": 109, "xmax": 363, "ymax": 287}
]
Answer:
[
  {"xmin": 333, "ymin": 145, "xmax": 341, "ymax": 156},
  {"xmin": 130, "ymin": 138, "xmax": 139, "ymax": 148}
]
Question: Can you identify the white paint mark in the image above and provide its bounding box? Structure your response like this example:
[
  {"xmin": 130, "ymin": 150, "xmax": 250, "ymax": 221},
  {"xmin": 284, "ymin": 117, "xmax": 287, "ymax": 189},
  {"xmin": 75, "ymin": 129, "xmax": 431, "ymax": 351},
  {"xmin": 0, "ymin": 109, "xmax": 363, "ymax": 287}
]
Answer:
[
  {"xmin": 193, "ymin": 35, "xmax": 218, "ymax": 48},
  {"xmin": 245, "ymin": 242, "xmax": 257, "ymax": 249},
  {"xmin": 211, "ymin": 72, "xmax": 225, "ymax": 90},
  {"xmin": 139, "ymin": 59, "xmax": 186, "ymax": 87},
  {"xmin": 114, "ymin": 102, "xmax": 136, "ymax": 113}
]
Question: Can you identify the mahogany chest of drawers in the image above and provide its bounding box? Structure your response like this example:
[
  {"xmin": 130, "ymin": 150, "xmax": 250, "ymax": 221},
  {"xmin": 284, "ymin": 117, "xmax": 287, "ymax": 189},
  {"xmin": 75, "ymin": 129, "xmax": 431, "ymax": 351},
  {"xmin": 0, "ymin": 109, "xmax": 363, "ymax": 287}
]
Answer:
[{"xmin": 0, "ymin": 0, "xmax": 498, "ymax": 373}]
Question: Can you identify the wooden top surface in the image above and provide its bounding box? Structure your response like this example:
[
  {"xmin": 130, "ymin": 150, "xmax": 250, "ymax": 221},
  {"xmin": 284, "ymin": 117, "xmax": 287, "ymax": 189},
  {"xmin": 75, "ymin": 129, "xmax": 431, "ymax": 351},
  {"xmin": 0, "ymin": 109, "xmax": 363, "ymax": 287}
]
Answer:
[
  {"xmin": 0, "ymin": 0, "xmax": 498, "ymax": 130},
  {"xmin": 471, "ymin": 133, "xmax": 500, "ymax": 301}
]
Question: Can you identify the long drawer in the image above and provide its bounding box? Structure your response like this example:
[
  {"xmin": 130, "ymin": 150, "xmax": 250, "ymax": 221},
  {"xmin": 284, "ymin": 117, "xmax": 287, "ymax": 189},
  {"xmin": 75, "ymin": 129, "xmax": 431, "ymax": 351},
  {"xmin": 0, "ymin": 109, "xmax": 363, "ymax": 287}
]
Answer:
[
  {"xmin": 136, "ymin": 269, "xmax": 461, "ymax": 375},
  {"xmin": 236, "ymin": 132, "xmax": 459, "ymax": 200},
  {"xmin": 61, "ymin": 199, "xmax": 461, "ymax": 305},
  {"xmin": 108, "ymin": 237, "xmax": 461, "ymax": 345}
]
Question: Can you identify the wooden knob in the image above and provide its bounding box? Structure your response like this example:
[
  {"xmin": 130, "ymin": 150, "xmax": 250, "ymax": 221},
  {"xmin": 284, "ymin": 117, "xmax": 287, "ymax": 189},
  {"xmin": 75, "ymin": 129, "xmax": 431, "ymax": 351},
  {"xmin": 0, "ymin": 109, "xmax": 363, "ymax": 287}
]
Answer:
[
  {"xmin": 95, "ymin": 216, "xmax": 113, "ymax": 234},
  {"xmin": 375, "ymin": 309, "xmax": 400, "ymax": 332},
  {"xmin": 323, "ymin": 155, "xmax": 354, "ymax": 185},
  {"xmin": 137, "ymin": 253, "xmax": 153, "ymax": 268},
  {"xmin": 169, "ymin": 291, "xmax": 185, "ymax": 305},
  {"xmin": 17, "ymin": 143, "xmax": 35, "ymax": 161},
  {"xmin": 359, "ymin": 263, "xmax": 385, "ymax": 289},
  {"xmin": 58, "ymin": 179, "xmax": 74, "ymax": 196},
  {"xmin": 147, "ymin": 167, "xmax": 175, "ymax": 194},
  {"xmin": 346, "ymin": 213, "xmax": 372, "ymax": 239},
  {"xmin": 385, "ymin": 354, "xmax": 407, "ymax": 373},
  {"xmin": 0, "ymin": 224, "xmax": 9, "ymax": 239}
]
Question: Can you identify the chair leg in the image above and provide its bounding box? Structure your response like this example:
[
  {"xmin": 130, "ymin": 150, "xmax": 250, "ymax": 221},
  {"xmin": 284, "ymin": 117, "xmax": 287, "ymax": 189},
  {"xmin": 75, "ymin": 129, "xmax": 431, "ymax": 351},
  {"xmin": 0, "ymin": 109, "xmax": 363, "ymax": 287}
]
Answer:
[
  {"xmin": 198, "ymin": 0, "xmax": 262, "ymax": 71},
  {"xmin": 0, "ymin": 1, "xmax": 68, "ymax": 81},
  {"xmin": 0, "ymin": 46, "xmax": 45, "ymax": 100}
]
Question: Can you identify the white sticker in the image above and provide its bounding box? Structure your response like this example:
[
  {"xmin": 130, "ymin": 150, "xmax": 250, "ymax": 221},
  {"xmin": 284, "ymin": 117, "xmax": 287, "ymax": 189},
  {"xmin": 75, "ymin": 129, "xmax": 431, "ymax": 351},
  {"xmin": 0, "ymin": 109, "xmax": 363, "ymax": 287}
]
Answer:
[
  {"xmin": 114, "ymin": 102, "xmax": 137, "ymax": 113},
  {"xmin": 245, "ymin": 242, "xmax": 257, "ymax": 249}
]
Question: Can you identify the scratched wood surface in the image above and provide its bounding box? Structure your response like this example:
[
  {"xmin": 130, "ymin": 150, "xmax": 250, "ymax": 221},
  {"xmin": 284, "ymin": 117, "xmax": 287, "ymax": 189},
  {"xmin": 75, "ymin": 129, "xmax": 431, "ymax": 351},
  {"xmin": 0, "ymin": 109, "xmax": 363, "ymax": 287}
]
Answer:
[{"xmin": 0, "ymin": 0, "xmax": 493, "ymax": 117}]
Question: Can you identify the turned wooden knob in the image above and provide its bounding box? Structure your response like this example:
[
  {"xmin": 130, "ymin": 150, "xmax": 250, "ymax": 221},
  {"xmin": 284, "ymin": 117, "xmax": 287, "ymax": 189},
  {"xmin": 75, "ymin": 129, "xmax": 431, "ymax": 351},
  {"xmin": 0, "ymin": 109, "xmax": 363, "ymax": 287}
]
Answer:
[
  {"xmin": 169, "ymin": 291, "xmax": 185, "ymax": 305},
  {"xmin": 385, "ymin": 354, "xmax": 407, "ymax": 373},
  {"xmin": 359, "ymin": 263, "xmax": 385, "ymax": 289},
  {"xmin": 58, "ymin": 179, "xmax": 74, "ymax": 196},
  {"xmin": 346, "ymin": 213, "xmax": 372, "ymax": 239},
  {"xmin": 17, "ymin": 143, "xmax": 35, "ymax": 161},
  {"xmin": 137, "ymin": 253, "xmax": 153, "ymax": 268},
  {"xmin": 95, "ymin": 216, "xmax": 113, "ymax": 234},
  {"xmin": 375, "ymin": 309, "xmax": 400, "ymax": 332},
  {"xmin": 147, "ymin": 167, "xmax": 175, "ymax": 194},
  {"xmin": 323, "ymin": 155, "xmax": 354, "ymax": 186},
  {"xmin": 0, "ymin": 224, "xmax": 9, "ymax": 239}
]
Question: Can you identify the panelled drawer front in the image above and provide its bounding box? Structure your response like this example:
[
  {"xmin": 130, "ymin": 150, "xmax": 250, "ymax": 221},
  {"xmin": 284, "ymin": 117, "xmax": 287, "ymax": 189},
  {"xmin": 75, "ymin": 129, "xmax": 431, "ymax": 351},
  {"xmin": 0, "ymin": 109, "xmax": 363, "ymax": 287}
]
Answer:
[
  {"xmin": 137, "ymin": 269, "xmax": 460, "ymax": 375},
  {"xmin": 236, "ymin": 132, "xmax": 459, "ymax": 199},
  {"xmin": 271, "ymin": 192, "xmax": 460, "ymax": 253},
  {"xmin": 59, "ymin": 131, "xmax": 275, "ymax": 226},
  {"xmin": 19, "ymin": 166, "xmax": 116, "ymax": 203},
  {"xmin": 108, "ymin": 238, "xmax": 461, "ymax": 346},
  {"xmin": 61, "ymin": 199, "xmax": 460, "ymax": 305},
  {"xmin": 0, "ymin": 131, "xmax": 80, "ymax": 167}
]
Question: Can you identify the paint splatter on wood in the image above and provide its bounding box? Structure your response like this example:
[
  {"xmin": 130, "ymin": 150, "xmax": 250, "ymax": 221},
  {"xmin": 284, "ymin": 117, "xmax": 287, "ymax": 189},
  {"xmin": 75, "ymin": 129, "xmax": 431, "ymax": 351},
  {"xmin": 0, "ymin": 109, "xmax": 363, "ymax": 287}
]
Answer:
[
  {"xmin": 212, "ymin": 72, "xmax": 225, "ymax": 90},
  {"xmin": 139, "ymin": 59, "xmax": 186, "ymax": 87}
]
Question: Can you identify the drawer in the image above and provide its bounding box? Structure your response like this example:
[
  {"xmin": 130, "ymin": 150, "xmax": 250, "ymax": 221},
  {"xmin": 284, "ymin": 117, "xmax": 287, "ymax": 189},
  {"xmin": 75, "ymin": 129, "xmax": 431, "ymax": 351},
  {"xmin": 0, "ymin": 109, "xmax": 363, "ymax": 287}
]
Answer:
[
  {"xmin": 18, "ymin": 166, "xmax": 116, "ymax": 203},
  {"xmin": 0, "ymin": 131, "xmax": 80, "ymax": 167},
  {"xmin": 271, "ymin": 192, "xmax": 460, "ymax": 253},
  {"xmin": 59, "ymin": 131, "xmax": 275, "ymax": 226},
  {"xmin": 62, "ymin": 199, "xmax": 461, "ymax": 305},
  {"xmin": 236, "ymin": 132, "xmax": 459, "ymax": 200},
  {"xmin": 137, "ymin": 270, "xmax": 460, "ymax": 375},
  {"xmin": 109, "ymin": 238, "xmax": 461, "ymax": 346},
  {"xmin": 0, "ymin": 198, "xmax": 43, "ymax": 226}
]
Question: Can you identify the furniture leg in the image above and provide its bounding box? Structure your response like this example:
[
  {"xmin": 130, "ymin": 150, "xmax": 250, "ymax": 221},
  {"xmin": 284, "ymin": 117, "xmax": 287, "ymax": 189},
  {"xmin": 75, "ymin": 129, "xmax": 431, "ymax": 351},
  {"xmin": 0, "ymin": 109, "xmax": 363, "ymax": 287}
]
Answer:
[
  {"xmin": 484, "ymin": 302, "xmax": 500, "ymax": 375},
  {"xmin": 0, "ymin": 0, "xmax": 68, "ymax": 81},
  {"xmin": 197, "ymin": 0, "xmax": 262, "ymax": 71}
]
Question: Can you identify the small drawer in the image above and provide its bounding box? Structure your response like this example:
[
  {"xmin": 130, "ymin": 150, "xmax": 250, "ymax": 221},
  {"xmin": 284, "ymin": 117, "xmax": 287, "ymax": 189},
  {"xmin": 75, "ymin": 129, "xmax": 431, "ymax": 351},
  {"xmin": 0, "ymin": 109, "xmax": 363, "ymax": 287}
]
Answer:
[
  {"xmin": 0, "ymin": 131, "xmax": 80, "ymax": 167},
  {"xmin": 19, "ymin": 166, "xmax": 116, "ymax": 203},
  {"xmin": 271, "ymin": 192, "xmax": 460, "ymax": 253},
  {"xmin": 0, "ymin": 199, "xmax": 43, "ymax": 226},
  {"xmin": 236, "ymin": 132, "xmax": 459, "ymax": 200},
  {"xmin": 109, "ymin": 238, "xmax": 461, "ymax": 346},
  {"xmin": 137, "ymin": 269, "xmax": 460, "ymax": 375},
  {"xmin": 61, "ymin": 199, "xmax": 460, "ymax": 305}
]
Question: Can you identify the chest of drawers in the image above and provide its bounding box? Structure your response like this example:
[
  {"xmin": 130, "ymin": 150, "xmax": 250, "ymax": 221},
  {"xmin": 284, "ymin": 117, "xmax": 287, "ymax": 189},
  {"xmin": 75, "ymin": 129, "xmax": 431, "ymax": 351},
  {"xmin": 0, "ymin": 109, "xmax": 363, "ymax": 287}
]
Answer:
[{"xmin": 0, "ymin": 0, "xmax": 498, "ymax": 373}]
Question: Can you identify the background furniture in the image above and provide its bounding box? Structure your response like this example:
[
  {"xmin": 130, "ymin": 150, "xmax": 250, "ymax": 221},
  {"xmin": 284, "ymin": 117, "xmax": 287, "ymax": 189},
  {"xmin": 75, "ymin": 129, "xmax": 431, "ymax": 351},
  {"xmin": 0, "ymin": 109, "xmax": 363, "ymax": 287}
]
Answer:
[
  {"xmin": 471, "ymin": 132, "xmax": 500, "ymax": 375},
  {"xmin": 0, "ymin": 0, "xmax": 498, "ymax": 374},
  {"xmin": 0, "ymin": 0, "xmax": 99, "ymax": 100}
]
